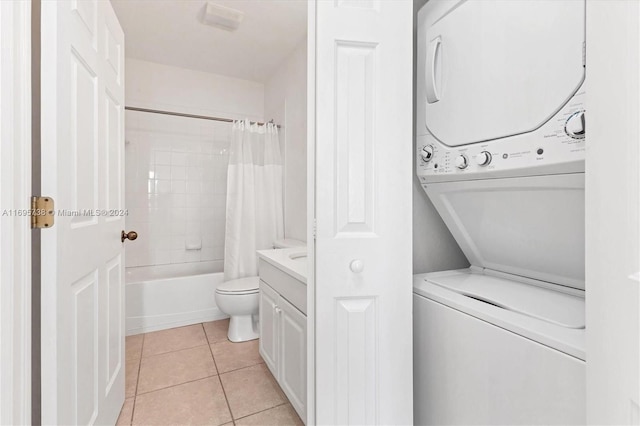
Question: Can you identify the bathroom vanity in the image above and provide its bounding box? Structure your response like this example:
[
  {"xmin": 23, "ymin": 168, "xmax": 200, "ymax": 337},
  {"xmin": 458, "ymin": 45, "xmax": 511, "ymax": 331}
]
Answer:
[{"xmin": 257, "ymin": 248, "xmax": 307, "ymax": 423}]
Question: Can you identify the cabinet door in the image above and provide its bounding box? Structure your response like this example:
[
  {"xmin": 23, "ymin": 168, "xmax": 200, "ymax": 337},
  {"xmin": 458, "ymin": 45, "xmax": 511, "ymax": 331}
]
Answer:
[
  {"xmin": 259, "ymin": 281, "xmax": 279, "ymax": 376},
  {"xmin": 279, "ymin": 297, "xmax": 307, "ymax": 421}
]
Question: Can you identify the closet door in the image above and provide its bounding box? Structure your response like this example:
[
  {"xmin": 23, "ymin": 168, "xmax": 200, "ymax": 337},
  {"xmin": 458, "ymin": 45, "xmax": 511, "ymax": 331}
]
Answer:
[{"xmin": 313, "ymin": 0, "xmax": 413, "ymax": 423}]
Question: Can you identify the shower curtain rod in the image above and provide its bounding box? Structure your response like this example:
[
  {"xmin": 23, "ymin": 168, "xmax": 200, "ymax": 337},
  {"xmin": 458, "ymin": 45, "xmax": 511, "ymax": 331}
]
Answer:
[{"xmin": 125, "ymin": 106, "xmax": 280, "ymax": 128}]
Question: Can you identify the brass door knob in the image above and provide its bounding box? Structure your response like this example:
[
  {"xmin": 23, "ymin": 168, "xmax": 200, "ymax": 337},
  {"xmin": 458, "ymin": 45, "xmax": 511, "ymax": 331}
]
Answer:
[{"xmin": 121, "ymin": 230, "xmax": 138, "ymax": 243}]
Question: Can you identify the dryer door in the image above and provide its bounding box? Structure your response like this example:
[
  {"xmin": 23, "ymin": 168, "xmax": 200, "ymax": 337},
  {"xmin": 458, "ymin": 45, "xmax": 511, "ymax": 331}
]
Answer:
[{"xmin": 420, "ymin": 0, "xmax": 585, "ymax": 147}]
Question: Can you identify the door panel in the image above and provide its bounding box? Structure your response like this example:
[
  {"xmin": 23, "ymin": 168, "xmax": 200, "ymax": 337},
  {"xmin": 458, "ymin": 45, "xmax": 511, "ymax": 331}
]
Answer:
[
  {"xmin": 40, "ymin": 1, "xmax": 125, "ymax": 424},
  {"xmin": 259, "ymin": 281, "xmax": 279, "ymax": 375},
  {"xmin": 106, "ymin": 255, "xmax": 123, "ymax": 392},
  {"xmin": 313, "ymin": 1, "xmax": 413, "ymax": 423},
  {"xmin": 73, "ymin": 272, "xmax": 98, "ymax": 425},
  {"xmin": 279, "ymin": 297, "xmax": 306, "ymax": 420}
]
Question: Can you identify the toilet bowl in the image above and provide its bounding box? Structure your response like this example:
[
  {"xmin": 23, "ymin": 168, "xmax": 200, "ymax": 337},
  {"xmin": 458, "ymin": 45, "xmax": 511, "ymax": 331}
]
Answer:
[
  {"xmin": 217, "ymin": 239, "xmax": 306, "ymax": 342},
  {"xmin": 215, "ymin": 277, "xmax": 260, "ymax": 342}
]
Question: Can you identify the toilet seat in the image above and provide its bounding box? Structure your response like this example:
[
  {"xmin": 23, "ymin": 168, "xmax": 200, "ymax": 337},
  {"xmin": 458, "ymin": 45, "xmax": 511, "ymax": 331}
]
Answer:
[{"xmin": 216, "ymin": 277, "xmax": 259, "ymax": 295}]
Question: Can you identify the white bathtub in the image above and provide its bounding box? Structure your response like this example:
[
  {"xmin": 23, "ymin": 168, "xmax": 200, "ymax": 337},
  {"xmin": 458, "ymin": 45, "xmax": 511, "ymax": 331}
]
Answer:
[{"xmin": 125, "ymin": 261, "xmax": 228, "ymax": 335}]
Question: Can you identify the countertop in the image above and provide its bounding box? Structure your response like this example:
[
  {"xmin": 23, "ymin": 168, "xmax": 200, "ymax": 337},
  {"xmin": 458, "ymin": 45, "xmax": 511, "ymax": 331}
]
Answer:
[{"xmin": 257, "ymin": 247, "xmax": 308, "ymax": 283}]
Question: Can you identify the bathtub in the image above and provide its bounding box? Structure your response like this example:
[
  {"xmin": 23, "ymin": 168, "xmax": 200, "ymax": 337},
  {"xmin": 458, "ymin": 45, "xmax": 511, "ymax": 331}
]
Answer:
[{"xmin": 125, "ymin": 261, "xmax": 228, "ymax": 335}]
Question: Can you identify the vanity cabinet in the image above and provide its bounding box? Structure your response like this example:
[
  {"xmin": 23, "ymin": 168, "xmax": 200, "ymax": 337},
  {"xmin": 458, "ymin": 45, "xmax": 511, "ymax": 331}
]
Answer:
[{"xmin": 259, "ymin": 279, "xmax": 306, "ymax": 422}]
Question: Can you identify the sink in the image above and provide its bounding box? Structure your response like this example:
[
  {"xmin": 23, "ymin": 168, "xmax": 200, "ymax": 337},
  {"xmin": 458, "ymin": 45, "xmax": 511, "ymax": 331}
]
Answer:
[{"xmin": 289, "ymin": 251, "xmax": 307, "ymax": 261}]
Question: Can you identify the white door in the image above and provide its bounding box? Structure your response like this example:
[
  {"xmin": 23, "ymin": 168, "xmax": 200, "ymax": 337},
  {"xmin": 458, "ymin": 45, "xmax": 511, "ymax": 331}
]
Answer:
[
  {"xmin": 312, "ymin": 1, "xmax": 413, "ymax": 424},
  {"xmin": 40, "ymin": 1, "xmax": 126, "ymax": 424},
  {"xmin": 585, "ymin": 1, "xmax": 640, "ymax": 424}
]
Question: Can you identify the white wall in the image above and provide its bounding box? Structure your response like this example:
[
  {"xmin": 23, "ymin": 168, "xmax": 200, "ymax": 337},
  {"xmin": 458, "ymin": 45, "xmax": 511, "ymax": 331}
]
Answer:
[
  {"xmin": 124, "ymin": 59, "xmax": 265, "ymax": 269},
  {"xmin": 412, "ymin": 0, "xmax": 468, "ymax": 273},
  {"xmin": 264, "ymin": 39, "xmax": 308, "ymax": 243},
  {"xmin": 126, "ymin": 58, "xmax": 264, "ymax": 121}
]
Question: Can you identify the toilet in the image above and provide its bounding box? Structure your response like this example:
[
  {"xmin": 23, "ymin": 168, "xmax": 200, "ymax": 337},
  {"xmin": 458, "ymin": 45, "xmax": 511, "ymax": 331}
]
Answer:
[{"xmin": 215, "ymin": 239, "xmax": 305, "ymax": 342}]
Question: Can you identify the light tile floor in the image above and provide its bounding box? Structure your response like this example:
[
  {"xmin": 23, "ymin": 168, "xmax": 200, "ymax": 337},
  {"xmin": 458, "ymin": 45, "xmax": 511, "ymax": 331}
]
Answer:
[{"xmin": 117, "ymin": 319, "xmax": 304, "ymax": 426}]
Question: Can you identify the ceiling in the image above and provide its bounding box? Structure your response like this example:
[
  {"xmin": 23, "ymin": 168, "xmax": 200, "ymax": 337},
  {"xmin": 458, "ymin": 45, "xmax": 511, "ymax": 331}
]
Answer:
[{"xmin": 110, "ymin": 0, "xmax": 307, "ymax": 83}]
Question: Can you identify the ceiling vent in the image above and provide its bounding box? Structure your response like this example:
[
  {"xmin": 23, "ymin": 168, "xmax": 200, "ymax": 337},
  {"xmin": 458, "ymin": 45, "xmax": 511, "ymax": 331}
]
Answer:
[{"xmin": 202, "ymin": 2, "xmax": 244, "ymax": 31}]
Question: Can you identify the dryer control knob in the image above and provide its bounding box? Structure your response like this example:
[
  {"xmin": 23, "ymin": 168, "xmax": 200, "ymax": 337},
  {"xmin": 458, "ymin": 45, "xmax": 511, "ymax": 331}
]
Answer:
[
  {"xmin": 420, "ymin": 145, "xmax": 434, "ymax": 162},
  {"xmin": 455, "ymin": 154, "xmax": 468, "ymax": 170},
  {"xmin": 565, "ymin": 110, "xmax": 586, "ymax": 139},
  {"xmin": 475, "ymin": 151, "xmax": 492, "ymax": 166}
]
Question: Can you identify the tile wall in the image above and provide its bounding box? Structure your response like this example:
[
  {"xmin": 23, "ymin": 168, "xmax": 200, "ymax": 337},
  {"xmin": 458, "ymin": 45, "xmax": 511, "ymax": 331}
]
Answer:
[{"xmin": 124, "ymin": 110, "xmax": 231, "ymax": 268}]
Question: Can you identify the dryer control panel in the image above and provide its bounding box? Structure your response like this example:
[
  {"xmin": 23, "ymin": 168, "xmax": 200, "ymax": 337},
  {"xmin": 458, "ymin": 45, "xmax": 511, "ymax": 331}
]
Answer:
[{"xmin": 417, "ymin": 88, "xmax": 585, "ymax": 183}]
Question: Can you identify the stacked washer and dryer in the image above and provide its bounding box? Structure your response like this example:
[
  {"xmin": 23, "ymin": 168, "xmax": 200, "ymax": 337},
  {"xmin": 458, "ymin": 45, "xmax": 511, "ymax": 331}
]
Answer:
[{"xmin": 414, "ymin": 1, "xmax": 587, "ymax": 424}]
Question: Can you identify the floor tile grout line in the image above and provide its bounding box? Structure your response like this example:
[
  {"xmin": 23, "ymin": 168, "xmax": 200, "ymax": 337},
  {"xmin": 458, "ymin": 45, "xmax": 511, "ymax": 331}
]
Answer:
[
  {"xmin": 217, "ymin": 360, "xmax": 266, "ymax": 376},
  {"xmin": 134, "ymin": 334, "xmax": 144, "ymax": 396},
  {"xmin": 130, "ymin": 333, "xmax": 145, "ymax": 425},
  {"xmin": 232, "ymin": 401, "xmax": 290, "ymax": 422},
  {"xmin": 204, "ymin": 323, "xmax": 237, "ymax": 426},
  {"xmin": 135, "ymin": 320, "xmax": 230, "ymax": 359},
  {"xmin": 134, "ymin": 372, "xmax": 222, "ymax": 396},
  {"xmin": 140, "ymin": 341, "xmax": 211, "ymax": 359},
  {"xmin": 139, "ymin": 322, "xmax": 227, "ymax": 359}
]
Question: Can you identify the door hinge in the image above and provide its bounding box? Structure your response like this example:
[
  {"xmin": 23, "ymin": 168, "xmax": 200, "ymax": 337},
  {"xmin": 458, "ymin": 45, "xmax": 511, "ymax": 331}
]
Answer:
[
  {"xmin": 31, "ymin": 196, "xmax": 55, "ymax": 229},
  {"xmin": 582, "ymin": 41, "xmax": 586, "ymax": 67}
]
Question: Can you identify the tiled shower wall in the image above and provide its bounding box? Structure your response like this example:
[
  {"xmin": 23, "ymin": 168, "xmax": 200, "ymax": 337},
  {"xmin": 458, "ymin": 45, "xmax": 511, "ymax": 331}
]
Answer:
[{"xmin": 124, "ymin": 110, "xmax": 231, "ymax": 268}]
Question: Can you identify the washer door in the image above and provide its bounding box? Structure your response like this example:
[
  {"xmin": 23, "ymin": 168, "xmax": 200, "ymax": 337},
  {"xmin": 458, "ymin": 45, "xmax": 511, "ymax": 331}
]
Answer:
[{"xmin": 421, "ymin": 0, "xmax": 585, "ymax": 147}]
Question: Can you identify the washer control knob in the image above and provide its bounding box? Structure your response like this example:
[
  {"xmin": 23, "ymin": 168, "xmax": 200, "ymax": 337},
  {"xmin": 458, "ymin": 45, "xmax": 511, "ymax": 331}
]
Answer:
[
  {"xmin": 455, "ymin": 154, "xmax": 469, "ymax": 170},
  {"xmin": 420, "ymin": 145, "xmax": 434, "ymax": 162},
  {"xmin": 565, "ymin": 110, "xmax": 586, "ymax": 139},
  {"xmin": 475, "ymin": 151, "xmax": 492, "ymax": 166}
]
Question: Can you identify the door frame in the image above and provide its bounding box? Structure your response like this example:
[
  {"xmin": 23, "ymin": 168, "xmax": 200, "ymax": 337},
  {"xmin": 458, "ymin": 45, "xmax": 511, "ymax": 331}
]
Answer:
[
  {"xmin": 305, "ymin": 1, "xmax": 316, "ymax": 424},
  {"xmin": 585, "ymin": 0, "xmax": 640, "ymax": 422},
  {"xmin": 0, "ymin": 1, "xmax": 32, "ymax": 424}
]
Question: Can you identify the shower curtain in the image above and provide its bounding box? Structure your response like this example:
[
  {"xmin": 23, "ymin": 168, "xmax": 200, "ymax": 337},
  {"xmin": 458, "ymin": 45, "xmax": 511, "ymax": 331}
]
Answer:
[{"xmin": 224, "ymin": 120, "xmax": 284, "ymax": 281}]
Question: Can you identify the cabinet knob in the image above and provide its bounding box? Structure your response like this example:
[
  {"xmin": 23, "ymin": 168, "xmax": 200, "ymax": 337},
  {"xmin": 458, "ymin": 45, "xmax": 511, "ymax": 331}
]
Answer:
[
  {"xmin": 350, "ymin": 259, "xmax": 364, "ymax": 273},
  {"xmin": 275, "ymin": 306, "xmax": 282, "ymax": 314}
]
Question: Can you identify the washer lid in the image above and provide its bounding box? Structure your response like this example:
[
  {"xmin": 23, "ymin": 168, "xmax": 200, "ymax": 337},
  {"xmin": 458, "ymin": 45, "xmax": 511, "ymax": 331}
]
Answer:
[
  {"xmin": 425, "ymin": 173, "xmax": 585, "ymax": 290},
  {"xmin": 216, "ymin": 277, "xmax": 260, "ymax": 294},
  {"xmin": 421, "ymin": 0, "xmax": 585, "ymax": 146},
  {"xmin": 425, "ymin": 271, "xmax": 585, "ymax": 329}
]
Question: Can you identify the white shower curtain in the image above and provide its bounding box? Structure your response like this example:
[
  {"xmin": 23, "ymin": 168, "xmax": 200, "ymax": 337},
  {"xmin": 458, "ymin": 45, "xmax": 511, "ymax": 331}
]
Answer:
[{"xmin": 224, "ymin": 120, "xmax": 284, "ymax": 281}]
